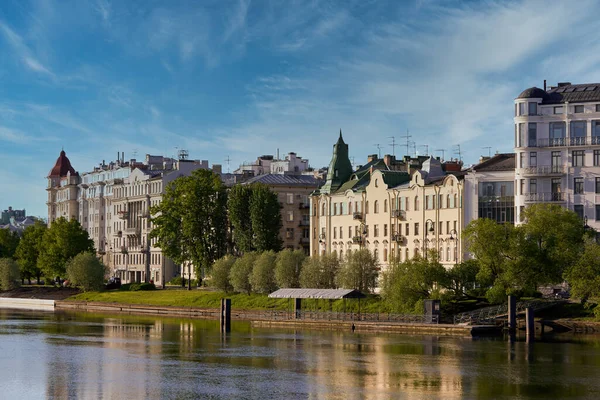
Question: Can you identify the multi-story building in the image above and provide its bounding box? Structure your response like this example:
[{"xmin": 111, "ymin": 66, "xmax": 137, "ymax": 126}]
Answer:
[
  {"xmin": 242, "ymin": 174, "xmax": 321, "ymax": 254},
  {"xmin": 311, "ymin": 133, "xmax": 465, "ymax": 270},
  {"xmin": 514, "ymin": 82, "xmax": 600, "ymax": 229},
  {"xmin": 235, "ymin": 152, "xmax": 311, "ymax": 176},
  {"xmin": 47, "ymin": 150, "xmax": 80, "ymax": 224},
  {"xmin": 1, "ymin": 207, "xmax": 26, "ymax": 225}
]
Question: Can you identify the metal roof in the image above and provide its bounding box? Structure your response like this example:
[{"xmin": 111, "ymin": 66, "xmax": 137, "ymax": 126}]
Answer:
[
  {"xmin": 268, "ymin": 288, "xmax": 365, "ymax": 299},
  {"xmin": 243, "ymin": 174, "xmax": 322, "ymax": 187}
]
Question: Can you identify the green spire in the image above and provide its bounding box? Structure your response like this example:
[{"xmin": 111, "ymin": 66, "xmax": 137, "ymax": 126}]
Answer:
[{"xmin": 320, "ymin": 130, "xmax": 353, "ymax": 194}]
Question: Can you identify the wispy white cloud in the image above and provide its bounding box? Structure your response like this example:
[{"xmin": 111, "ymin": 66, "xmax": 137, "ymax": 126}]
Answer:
[
  {"xmin": 0, "ymin": 21, "xmax": 54, "ymax": 78},
  {"xmin": 94, "ymin": 0, "xmax": 111, "ymax": 24}
]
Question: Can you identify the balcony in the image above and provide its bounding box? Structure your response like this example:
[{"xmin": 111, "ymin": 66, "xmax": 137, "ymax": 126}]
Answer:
[
  {"xmin": 391, "ymin": 209, "xmax": 406, "ymax": 220},
  {"xmin": 120, "ymin": 246, "xmax": 128, "ymax": 254},
  {"xmin": 352, "ymin": 236, "xmax": 363, "ymax": 244},
  {"xmin": 524, "ymin": 192, "xmax": 565, "ymax": 202},
  {"xmin": 298, "ymin": 202, "xmax": 310, "ymax": 209},
  {"xmin": 519, "ymin": 165, "xmax": 564, "ymax": 176},
  {"xmin": 531, "ymin": 137, "xmax": 600, "ymax": 148},
  {"xmin": 391, "ymin": 234, "xmax": 405, "ymax": 243},
  {"xmin": 298, "ymin": 220, "xmax": 310, "ymax": 227},
  {"xmin": 353, "ymin": 212, "xmax": 363, "ymax": 220},
  {"xmin": 124, "ymin": 226, "xmax": 141, "ymax": 236},
  {"xmin": 117, "ymin": 211, "xmax": 129, "ymax": 219}
]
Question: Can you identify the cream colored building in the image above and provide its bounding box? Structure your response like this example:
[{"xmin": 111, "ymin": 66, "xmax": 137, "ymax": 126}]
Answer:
[
  {"xmin": 311, "ymin": 134, "xmax": 465, "ymax": 270},
  {"xmin": 47, "ymin": 150, "xmax": 80, "ymax": 224}
]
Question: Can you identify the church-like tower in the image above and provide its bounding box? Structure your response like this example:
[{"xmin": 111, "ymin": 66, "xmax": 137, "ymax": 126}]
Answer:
[
  {"xmin": 46, "ymin": 150, "xmax": 80, "ymax": 225},
  {"xmin": 320, "ymin": 130, "xmax": 353, "ymax": 194}
]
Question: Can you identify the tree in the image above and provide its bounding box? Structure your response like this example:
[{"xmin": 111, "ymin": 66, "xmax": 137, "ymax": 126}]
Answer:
[
  {"xmin": 229, "ymin": 252, "xmax": 258, "ymax": 294},
  {"xmin": 381, "ymin": 252, "xmax": 448, "ymax": 314},
  {"xmin": 0, "ymin": 228, "xmax": 20, "ymax": 259},
  {"xmin": 37, "ymin": 218, "xmax": 94, "ymax": 279},
  {"xmin": 250, "ymin": 251, "xmax": 278, "ymax": 293},
  {"xmin": 444, "ymin": 260, "xmax": 481, "ymax": 300},
  {"xmin": 564, "ymin": 238, "xmax": 600, "ymax": 307},
  {"xmin": 210, "ymin": 255, "xmax": 237, "ymax": 292},
  {"xmin": 0, "ymin": 258, "xmax": 20, "ymax": 291},
  {"xmin": 15, "ymin": 221, "xmax": 47, "ymax": 284},
  {"xmin": 249, "ymin": 184, "xmax": 282, "ymax": 252},
  {"xmin": 300, "ymin": 254, "xmax": 340, "ymax": 289},
  {"xmin": 66, "ymin": 252, "xmax": 107, "ymax": 292},
  {"xmin": 275, "ymin": 249, "xmax": 306, "ymax": 288},
  {"xmin": 151, "ymin": 169, "xmax": 228, "ymax": 284},
  {"xmin": 336, "ymin": 249, "xmax": 379, "ymax": 293},
  {"xmin": 227, "ymin": 185, "xmax": 253, "ymax": 254}
]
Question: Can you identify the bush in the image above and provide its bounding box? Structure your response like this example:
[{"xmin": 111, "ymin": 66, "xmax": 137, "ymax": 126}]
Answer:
[
  {"xmin": 250, "ymin": 251, "xmax": 278, "ymax": 293},
  {"xmin": 0, "ymin": 258, "xmax": 20, "ymax": 291},
  {"xmin": 211, "ymin": 256, "xmax": 237, "ymax": 292},
  {"xmin": 336, "ymin": 249, "xmax": 379, "ymax": 293},
  {"xmin": 66, "ymin": 252, "xmax": 106, "ymax": 292},
  {"xmin": 275, "ymin": 249, "xmax": 305, "ymax": 288},
  {"xmin": 167, "ymin": 276, "xmax": 198, "ymax": 287},
  {"xmin": 229, "ymin": 252, "xmax": 259, "ymax": 294},
  {"xmin": 300, "ymin": 254, "xmax": 339, "ymax": 289},
  {"xmin": 122, "ymin": 282, "xmax": 156, "ymax": 291}
]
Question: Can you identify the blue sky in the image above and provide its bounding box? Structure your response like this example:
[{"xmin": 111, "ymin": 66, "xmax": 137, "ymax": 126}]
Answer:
[{"xmin": 2, "ymin": 0, "xmax": 600, "ymax": 217}]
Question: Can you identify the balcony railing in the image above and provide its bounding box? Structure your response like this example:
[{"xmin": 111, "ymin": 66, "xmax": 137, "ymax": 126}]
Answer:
[
  {"xmin": 391, "ymin": 209, "xmax": 406, "ymax": 219},
  {"xmin": 391, "ymin": 234, "xmax": 405, "ymax": 243},
  {"xmin": 124, "ymin": 226, "xmax": 141, "ymax": 236},
  {"xmin": 117, "ymin": 211, "xmax": 129, "ymax": 219},
  {"xmin": 530, "ymin": 137, "xmax": 600, "ymax": 147},
  {"xmin": 352, "ymin": 236, "xmax": 363, "ymax": 244},
  {"xmin": 519, "ymin": 165, "xmax": 565, "ymax": 176},
  {"xmin": 524, "ymin": 192, "xmax": 565, "ymax": 202},
  {"xmin": 353, "ymin": 212, "xmax": 363, "ymax": 220}
]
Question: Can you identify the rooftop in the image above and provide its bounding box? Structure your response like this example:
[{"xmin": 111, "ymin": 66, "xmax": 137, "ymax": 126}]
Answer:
[
  {"xmin": 243, "ymin": 174, "xmax": 322, "ymax": 187},
  {"xmin": 472, "ymin": 153, "xmax": 515, "ymax": 172}
]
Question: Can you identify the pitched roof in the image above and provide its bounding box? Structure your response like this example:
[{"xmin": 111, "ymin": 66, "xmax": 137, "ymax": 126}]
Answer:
[
  {"xmin": 243, "ymin": 174, "xmax": 322, "ymax": 187},
  {"xmin": 543, "ymin": 83, "xmax": 600, "ymax": 104},
  {"xmin": 472, "ymin": 153, "xmax": 515, "ymax": 172},
  {"xmin": 48, "ymin": 150, "xmax": 77, "ymax": 178}
]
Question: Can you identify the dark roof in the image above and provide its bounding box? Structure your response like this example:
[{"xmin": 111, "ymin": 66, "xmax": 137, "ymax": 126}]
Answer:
[
  {"xmin": 268, "ymin": 288, "xmax": 365, "ymax": 299},
  {"xmin": 543, "ymin": 83, "xmax": 600, "ymax": 104},
  {"xmin": 517, "ymin": 87, "xmax": 548, "ymax": 100},
  {"xmin": 48, "ymin": 150, "xmax": 77, "ymax": 177},
  {"xmin": 473, "ymin": 153, "xmax": 515, "ymax": 172},
  {"xmin": 243, "ymin": 174, "xmax": 321, "ymax": 187}
]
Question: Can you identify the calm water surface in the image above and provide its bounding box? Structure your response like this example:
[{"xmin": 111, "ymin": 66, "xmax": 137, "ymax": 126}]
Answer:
[{"xmin": 0, "ymin": 309, "xmax": 599, "ymax": 399}]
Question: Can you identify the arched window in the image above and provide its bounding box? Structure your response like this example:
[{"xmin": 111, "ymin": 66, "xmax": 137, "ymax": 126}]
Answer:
[
  {"xmin": 405, "ymin": 248, "xmax": 409, "ymax": 260},
  {"xmin": 322, "ymin": 203, "xmax": 326, "ymax": 216},
  {"xmin": 447, "ymin": 194, "xmax": 450, "ymax": 208},
  {"xmin": 374, "ymin": 248, "xmax": 379, "ymax": 261},
  {"xmin": 348, "ymin": 202, "xmax": 353, "ymax": 214},
  {"xmin": 446, "ymin": 246, "xmax": 451, "ymax": 261},
  {"xmin": 454, "ymin": 194, "xmax": 458, "ymax": 208},
  {"xmin": 339, "ymin": 249, "xmax": 344, "ymax": 260},
  {"xmin": 383, "ymin": 248, "xmax": 388, "ymax": 262},
  {"xmin": 384, "ymin": 199, "xmax": 388, "ymax": 212},
  {"xmin": 374, "ymin": 200, "xmax": 379, "ymax": 213},
  {"xmin": 414, "ymin": 196, "xmax": 419, "ymax": 211}
]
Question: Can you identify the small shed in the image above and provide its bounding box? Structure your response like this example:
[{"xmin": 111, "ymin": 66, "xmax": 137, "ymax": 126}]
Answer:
[{"xmin": 268, "ymin": 288, "xmax": 365, "ymax": 318}]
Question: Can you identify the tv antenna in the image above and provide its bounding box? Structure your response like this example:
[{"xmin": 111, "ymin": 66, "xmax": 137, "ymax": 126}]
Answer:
[
  {"xmin": 375, "ymin": 144, "xmax": 382, "ymax": 158},
  {"xmin": 453, "ymin": 144, "xmax": 462, "ymax": 161},
  {"xmin": 389, "ymin": 136, "xmax": 397, "ymax": 157},
  {"xmin": 132, "ymin": 149, "xmax": 138, "ymax": 159},
  {"xmin": 418, "ymin": 145, "xmax": 429, "ymax": 156},
  {"xmin": 225, "ymin": 155, "xmax": 231, "ymax": 173},
  {"xmin": 435, "ymin": 149, "xmax": 446, "ymax": 161},
  {"xmin": 482, "ymin": 147, "xmax": 492, "ymax": 158},
  {"xmin": 399, "ymin": 129, "xmax": 412, "ymax": 157}
]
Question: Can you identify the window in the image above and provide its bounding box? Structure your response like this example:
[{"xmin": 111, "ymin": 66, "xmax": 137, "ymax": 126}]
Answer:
[
  {"xmin": 520, "ymin": 179, "xmax": 525, "ymax": 195},
  {"xmin": 414, "ymin": 196, "xmax": 419, "ymax": 211},
  {"xmin": 286, "ymin": 193, "xmax": 294, "ymax": 204},
  {"xmin": 593, "ymin": 121, "xmax": 600, "ymax": 143},
  {"xmin": 439, "ymin": 221, "xmax": 443, "ymax": 235},
  {"xmin": 384, "ymin": 224, "xmax": 388, "ymax": 236},
  {"xmin": 550, "ymin": 122, "xmax": 566, "ymax": 144},
  {"xmin": 415, "ymin": 223, "xmax": 419, "ymax": 236},
  {"xmin": 596, "ymin": 205, "xmax": 600, "ymax": 221},
  {"xmin": 348, "ymin": 226, "xmax": 352, "ymax": 238},
  {"xmin": 554, "ymin": 106, "xmax": 563, "ymax": 114},
  {"xmin": 286, "ymin": 228, "xmax": 294, "ymax": 239},
  {"xmin": 374, "ymin": 200, "xmax": 379, "ymax": 213},
  {"xmin": 528, "ymin": 123, "xmax": 537, "ymax": 146},
  {"xmin": 519, "ymin": 102, "xmax": 525, "ymax": 116},
  {"xmin": 426, "ymin": 195, "xmax": 433, "ymax": 210},
  {"xmin": 288, "ymin": 211, "xmax": 294, "ymax": 221},
  {"xmin": 530, "ymin": 179, "xmax": 537, "ymax": 194},
  {"xmin": 348, "ymin": 202, "xmax": 352, "ymax": 214},
  {"xmin": 574, "ymin": 105, "xmax": 584, "ymax": 113},
  {"xmin": 384, "ymin": 199, "xmax": 388, "ymax": 212},
  {"xmin": 520, "ymin": 152, "xmax": 525, "ymax": 168},
  {"xmin": 571, "ymin": 121, "xmax": 586, "ymax": 145},
  {"xmin": 333, "ymin": 203, "xmax": 338, "ymax": 215},
  {"xmin": 366, "ymin": 201, "xmax": 369, "ymax": 214},
  {"xmin": 573, "ymin": 150, "xmax": 585, "ymax": 167},
  {"xmin": 574, "ymin": 177, "xmax": 584, "ymax": 194},
  {"xmin": 596, "ymin": 177, "xmax": 600, "ymax": 194},
  {"xmin": 518, "ymin": 123, "xmax": 526, "ymax": 147},
  {"xmin": 405, "ymin": 223, "xmax": 410, "ymax": 236},
  {"xmin": 333, "ymin": 227, "xmax": 337, "ymax": 239},
  {"xmin": 529, "ymin": 152, "xmax": 537, "ymax": 167},
  {"xmin": 574, "ymin": 205, "xmax": 584, "ymax": 220},
  {"xmin": 374, "ymin": 225, "xmax": 379, "ymax": 237},
  {"xmin": 528, "ymin": 102, "xmax": 537, "ymax": 116},
  {"xmin": 339, "ymin": 227, "xmax": 343, "ymax": 239},
  {"xmin": 597, "ymin": 104, "xmax": 600, "ymax": 112},
  {"xmin": 551, "ymin": 151, "xmax": 562, "ymax": 169},
  {"xmin": 383, "ymin": 248, "xmax": 388, "ymax": 262},
  {"xmin": 515, "ymin": 103, "xmax": 518, "ymax": 116},
  {"xmin": 596, "ymin": 150, "xmax": 600, "ymax": 166}
]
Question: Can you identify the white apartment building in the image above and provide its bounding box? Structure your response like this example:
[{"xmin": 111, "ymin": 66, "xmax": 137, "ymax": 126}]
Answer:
[
  {"xmin": 514, "ymin": 82, "xmax": 600, "ymax": 229},
  {"xmin": 235, "ymin": 152, "xmax": 311, "ymax": 176}
]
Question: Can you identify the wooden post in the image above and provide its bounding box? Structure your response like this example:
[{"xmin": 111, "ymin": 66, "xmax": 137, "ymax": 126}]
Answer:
[
  {"xmin": 508, "ymin": 295, "xmax": 516, "ymax": 332},
  {"xmin": 525, "ymin": 307, "xmax": 534, "ymax": 340},
  {"xmin": 220, "ymin": 298, "xmax": 231, "ymax": 333},
  {"xmin": 294, "ymin": 298, "xmax": 302, "ymax": 319}
]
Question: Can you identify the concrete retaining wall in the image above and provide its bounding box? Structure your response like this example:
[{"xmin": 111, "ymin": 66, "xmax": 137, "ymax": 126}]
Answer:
[{"xmin": 0, "ymin": 297, "xmax": 55, "ymax": 311}]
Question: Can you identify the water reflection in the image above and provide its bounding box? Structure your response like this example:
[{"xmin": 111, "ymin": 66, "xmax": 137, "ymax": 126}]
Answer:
[{"xmin": 0, "ymin": 309, "xmax": 599, "ymax": 399}]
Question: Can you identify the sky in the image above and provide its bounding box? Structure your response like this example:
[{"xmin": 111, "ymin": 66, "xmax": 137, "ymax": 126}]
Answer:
[{"xmin": 2, "ymin": 0, "xmax": 600, "ymax": 218}]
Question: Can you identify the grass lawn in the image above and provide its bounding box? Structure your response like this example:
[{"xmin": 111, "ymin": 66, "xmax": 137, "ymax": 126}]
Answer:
[{"xmin": 68, "ymin": 289, "xmax": 392, "ymax": 312}]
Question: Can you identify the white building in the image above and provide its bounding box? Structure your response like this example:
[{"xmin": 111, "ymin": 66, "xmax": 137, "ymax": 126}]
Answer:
[
  {"xmin": 235, "ymin": 152, "xmax": 311, "ymax": 176},
  {"xmin": 514, "ymin": 82, "xmax": 600, "ymax": 229}
]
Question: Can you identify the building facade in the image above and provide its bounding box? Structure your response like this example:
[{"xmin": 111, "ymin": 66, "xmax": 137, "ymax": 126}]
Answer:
[
  {"xmin": 1, "ymin": 207, "xmax": 26, "ymax": 225},
  {"xmin": 311, "ymin": 133, "xmax": 465, "ymax": 270},
  {"xmin": 514, "ymin": 82, "xmax": 600, "ymax": 229},
  {"xmin": 47, "ymin": 150, "xmax": 80, "ymax": 224}
]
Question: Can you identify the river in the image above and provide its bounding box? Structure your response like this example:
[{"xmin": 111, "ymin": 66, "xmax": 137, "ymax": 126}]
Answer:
[{"xmin": 0, "ymin": 309, "xmax": 599, "ymax": 399}]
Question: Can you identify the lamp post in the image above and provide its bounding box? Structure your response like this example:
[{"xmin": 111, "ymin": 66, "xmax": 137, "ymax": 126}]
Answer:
[{"xmin": 425, "ymin": 218, "xmax": 435, "ymax": 259}]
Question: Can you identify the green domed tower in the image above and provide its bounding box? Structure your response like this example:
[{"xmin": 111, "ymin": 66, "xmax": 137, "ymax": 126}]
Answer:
[{"xmin": 320, "ymin": 130, "xmax": 353, "ymax": 194}]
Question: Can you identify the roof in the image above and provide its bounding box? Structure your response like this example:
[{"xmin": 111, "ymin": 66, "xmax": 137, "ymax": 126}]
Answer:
[
  {"xmin": 48, "ymin": 150, "xmax": 77, "ymax": 178},
  {"xmin": 517, "ymin": 87, "xmax": 548, "ymax": 100},
  {"xmin": 243, "ymin": 174, "xmax": 322, "ymax": 187},
  {"xmin": 473, "ymin": 153, "xmax": 515, "ymax": 172},
  {"xmin": 544, "ymin": 83, "xmax": 600, "ymax": 104},
  {"xmin": 268, "ymin": 288, "xmax": 366, "ymax": 299}
]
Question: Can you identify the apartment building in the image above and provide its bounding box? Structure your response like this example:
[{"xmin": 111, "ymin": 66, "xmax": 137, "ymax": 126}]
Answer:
[
  {"xmin": 514, "ymin": 82, "xmax": 600, "ymax": 228},
  {"xmin": 311, "ymin": 133, "xmax": 465, "ymax": 269}
]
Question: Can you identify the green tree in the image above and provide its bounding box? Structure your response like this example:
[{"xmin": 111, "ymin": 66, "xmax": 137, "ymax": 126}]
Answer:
[
  {"xmin": 0, "ymin": 228, "xmax": 20, "ymax": 259},
  {"xmin": 15, "ymin": 221, "xmax": 47, "ymax": 284},
  {"xmin": 381, "ymin": 252, "xmax": 448, "ymax": 314},
  {"xmin": 151, "ymin": 169, "xmax": 228, "ymax": 284},
  {"xmin": 249, "ymin": 251, "xmax": 278, "ymax": 293},
  {"xmin": 66, "ymin": 252, "xmax": 107, "ymax": 292},
  {"xmin": 300, "ymin": 254, "xmax": 339, "ymax": 289},
  {"xmin": 275, "ymin": 249, "xmax": 306, "ymax": 288},
  {"xmin": 444, "ymin": 260, "xmax": 481, "ymax": 300},
  {"xmin": 229, "ymin": 252, "xmax": 258, "ymax": 294},
  {"xmin": 249, "ymin": 184, "xmax": 282, "ymax": 252},
  {"xmin": 564, "ymin": 238, "xmax": 600, "ymax": 307},
  {"xmin": 227, "ymin": 185, "xmax": 253, "ymax": 254},
  {"xmin": 0, "ymin": 258, "xmax": 20, "ymax": 291},
  {"xmin": 37, "ymin": 218, "xmax": 94, "ymax": 279},
  {"xmin": 336, "ymin": 249, "xmax": 379, "ymax": 293},
  {"xmin": 210, "ymin": 255, "xmax": 237, "ymax": 292}
]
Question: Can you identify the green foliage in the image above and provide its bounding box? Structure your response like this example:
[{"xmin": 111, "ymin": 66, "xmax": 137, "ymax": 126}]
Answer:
[
  {"xmin": 66, "ymin": 252, "xmax": 107, "ymax": 292},
  {"xmin": 444, "ymin": 260, "xmax": 480, "ymax": 300},
  {"xmin": 300, "ymin": 254, "xmax": 339, "ymax": 289},
  {"xmin": 275, "ymin": 249, "xmax": 305, "ymax": 288},
  {"xmin": 381, "ymin": 252, "xmax": 448, "ymax": 314},
  {"xmin": 125, "ymin": 282, "xmax": 157, "ymax": 291},
  {"xmin": 229, "ymin": 252, "xmax": 259, "ymax": 294},
  {"xmin": 0, "ymin": 228, "xmax": 20, "ymax": 259},
  {"xmin": 336, "ymin": 249, "xmax": 379, "ymax": 293},
  {"xmin": 0, "ymin": 258, "xmax": 20, "ymax": 290},
  {"xmin": 151, "ymin": 169, "xmax": 228, "ymax": 282},
  {"xmin": 167, "ymin": 276, "xmax": 198, "ymax": 287},
  {"xmin": 210, "ymin": 255, "xmax": 237, "ymax": 292},
  {"xmin": 227, "ymin": 185, "xmax": 253, "ymax": 253},
  {"xmin": 249, "ymin": 183, "xmax": 282, "ymax": 252},
  {"xmin": 250, "ymin": 251, "xmax": 278, "ymax": 293},
  {"xmin": 565, "ymin": 238, "xmax": 600, "ymax": 305},
  {"xmin": 15, "ymin": 221, "xmax": 46, "ymax": 282},
  {"xmin": 38, "ymin": 217, "xmax": 95, "ymax": 278}
]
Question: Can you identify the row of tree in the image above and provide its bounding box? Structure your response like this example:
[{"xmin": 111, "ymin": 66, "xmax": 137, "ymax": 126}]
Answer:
[{"xmin": 150, "ymin": 169, "xmax": 283, "ymax": 282}]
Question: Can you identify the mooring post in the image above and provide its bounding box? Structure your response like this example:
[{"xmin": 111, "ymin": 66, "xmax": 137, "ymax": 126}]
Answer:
[
  {"xmin": 220, "ymin": 298, "xmax": 231, "ymax": 333},
  {"xmin": 508, "ymin": 295, "xmax": 516, "ymax": 332},
  {"xmin": 294, "ymin": 298, "xmax": 302, "ymax": 320},
  {"xmin": 525, "ymin": 307, "xmax": 534, "ymax": 341}
]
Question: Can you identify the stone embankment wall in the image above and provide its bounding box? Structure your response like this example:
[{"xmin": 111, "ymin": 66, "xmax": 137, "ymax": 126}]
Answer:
[{"xmin": 0, "ymin": 297, "xmax": 55, "ymax": 311}]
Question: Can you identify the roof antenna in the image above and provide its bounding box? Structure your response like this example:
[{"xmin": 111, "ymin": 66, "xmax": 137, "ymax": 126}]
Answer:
[
  {"xmin": 225, "ymin": 155, "xmax": 231, "ymax": 173},
  {"xmin": 482, "ymin": 146, "xmax": 491, "ymax": 158},
  {"xmin": 389, "ymin": 136, "xmax": 397, "ymax": 157},
  {"xmin": 375, "ymin": 144, "xmax": 382, "ymax": 158},
  {"xmin": 399, "ymin": 129, "xmax": 412, "ymax": 157},
  {"xmin": 435, "ymin": 149, "xmax": 446, "ymax": 161},
  {"xmin": 418, "ymin": 145, "xmax": 429, "ymax": 156}
]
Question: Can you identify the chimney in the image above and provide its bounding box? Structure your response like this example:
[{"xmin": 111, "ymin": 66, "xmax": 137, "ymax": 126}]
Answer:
[
  {"xmin": 212, "ymin": 164, "xmax": 222, "ymax": 175},
  {"xmin": 544, "ymin": 80, "xmax": 546, "ymax": 91},
  {"xmin": 121, "ymin": 152, "xmax": 124, "ymax": 163},
  {"xmin": 383, "ymin": 154, "xmax": 395, "ymax": 168},
  {"xmin": 367, "ymin": 154, "xmax": 378, "ymax": 163}
]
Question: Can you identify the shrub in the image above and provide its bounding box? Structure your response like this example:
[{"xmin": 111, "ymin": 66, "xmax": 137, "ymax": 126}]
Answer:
[
  {"xmin": 336, "ymin": 249, "xmax": 379, "ymax": 293},
  {"xmin": 250, "ymin": 251, "xmax": 278, "ymax": 293},
  {"xmin": 65, "ymin": 252, "xmax": 106, "ymax": 292},
  {"xmin": 167, "ymin": 276, "xmax": 198, "ymax": 287},
  {"xmin": 211, "ymin": 256, "xmax": 237, "ymax": 292},
  {"xmin": 128, "ymin": 282, "xmax": 156, "ymax": 291},
  {"xmin": 300, "ymin": 254, "xmax": 339, "ymax": 289},
  {"xmin": 275, "ymin": 249, "xmax": 305, "ymax": 288},
  {"xmin": 229, "ymin": 252, "xmax": 258, "ymax": 294},
  {"xmin": 0, "ymin": 258, "xmax": 20, "ymax": 291}
]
